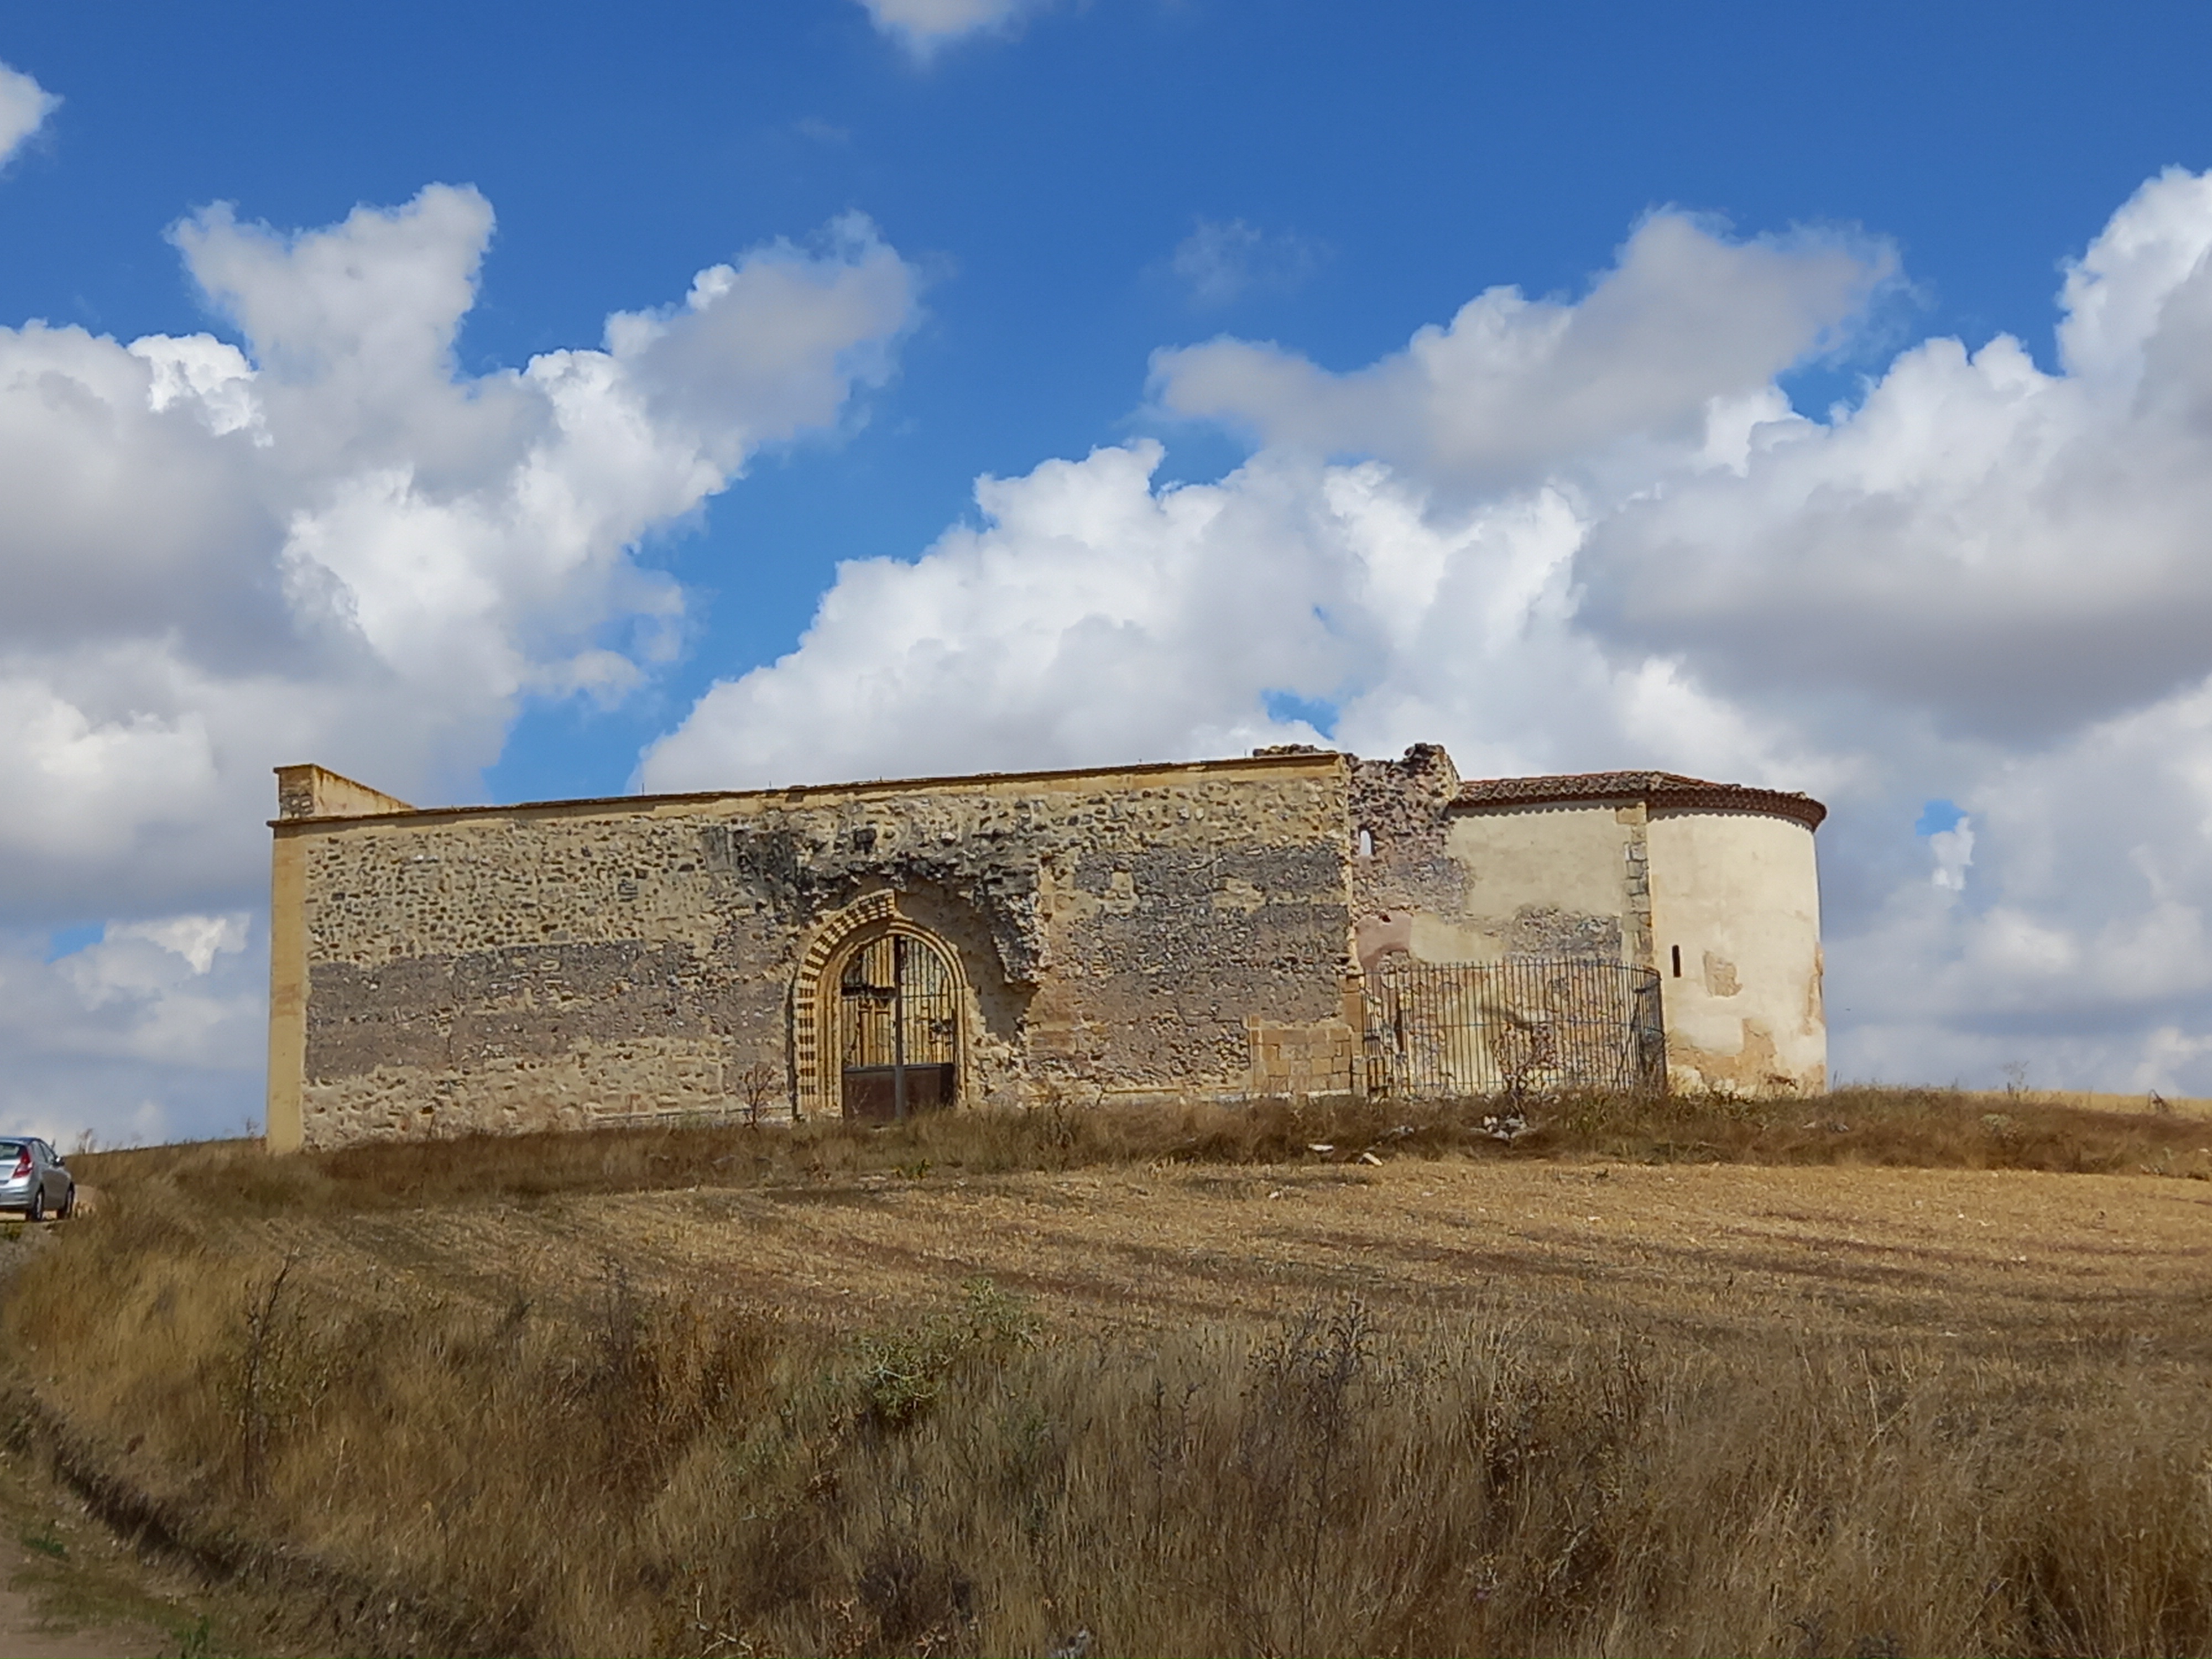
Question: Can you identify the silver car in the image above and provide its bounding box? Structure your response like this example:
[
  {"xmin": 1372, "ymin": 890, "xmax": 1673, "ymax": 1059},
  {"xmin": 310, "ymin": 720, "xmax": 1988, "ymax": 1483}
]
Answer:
[{"xmin": 1, "ymin": 1139, "xmax": 74, "ymax": 1221}]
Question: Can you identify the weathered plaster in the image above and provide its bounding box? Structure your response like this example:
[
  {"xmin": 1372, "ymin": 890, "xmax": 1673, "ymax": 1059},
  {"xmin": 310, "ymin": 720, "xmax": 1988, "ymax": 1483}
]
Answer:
[
  {"xmin": 1646, "ymin": 808, "xmax": 1825, "ymax": 1094},
  {"xmin": 1396, "ymin": 776, "xmax": 1824, "ymax": 1097},
  {"xmin": 1427, "ymin": 804, "xmax": 1639, "ymax": 968}
]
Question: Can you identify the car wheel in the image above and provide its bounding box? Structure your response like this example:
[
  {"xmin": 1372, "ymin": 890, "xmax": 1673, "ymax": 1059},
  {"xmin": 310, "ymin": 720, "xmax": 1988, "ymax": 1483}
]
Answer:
[
  {"xmin": 26, "ymin": 1187, "xmax": 45, "ymax": 1224},
  {"xmin": 56, "ymin": 1185, "xmax": 75, "ymax": 1221}
]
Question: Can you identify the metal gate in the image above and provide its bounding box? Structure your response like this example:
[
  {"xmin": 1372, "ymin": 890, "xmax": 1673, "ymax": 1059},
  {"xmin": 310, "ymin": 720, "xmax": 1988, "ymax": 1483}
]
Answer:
[
  {"xmin": 838, "ymin": 933, "xmax": 959, "ymax": 1120},
  {"xmin": 1363, "ymin": 957, "xmax": 1664, "ymax": 1098}
]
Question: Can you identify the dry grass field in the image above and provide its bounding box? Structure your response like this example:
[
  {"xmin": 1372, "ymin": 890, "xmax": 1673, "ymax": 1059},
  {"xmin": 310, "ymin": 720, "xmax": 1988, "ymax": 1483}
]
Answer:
[
  {"xmin": 12, "ymin": 1090, "xmax": 2212, "ymax": 1657},
  {"xmin": 250, "ymin": 1155, "xmax": 2212, "ymax": 1358}
]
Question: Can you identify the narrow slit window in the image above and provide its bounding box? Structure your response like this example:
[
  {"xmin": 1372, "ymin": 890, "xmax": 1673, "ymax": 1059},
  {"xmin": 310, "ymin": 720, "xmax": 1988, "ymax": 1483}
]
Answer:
[
  {"xmin": 1357, "ymin": 827, "xmax": 1374, "ymax": 859},
  {"xmin": 1670, "ymin": 945, "xmax": 1682, "ymax": 978}
]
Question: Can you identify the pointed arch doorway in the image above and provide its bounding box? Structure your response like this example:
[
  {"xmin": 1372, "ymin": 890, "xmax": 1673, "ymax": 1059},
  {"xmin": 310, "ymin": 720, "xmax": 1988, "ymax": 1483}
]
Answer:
[{"xmin": 835, "ymin": 930, "xmax": 959, "ymax": 1121}]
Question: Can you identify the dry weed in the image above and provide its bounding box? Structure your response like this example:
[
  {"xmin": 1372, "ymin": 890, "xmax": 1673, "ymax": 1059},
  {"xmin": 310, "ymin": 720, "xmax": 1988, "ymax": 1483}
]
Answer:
[
  {"xmin": 12, "ymin": 1168, "xmax": 2212, "ymax": 1656},
  {"xmin": 64, "ymin": 1084, "xmax": 2212, "ymax": 1227}
]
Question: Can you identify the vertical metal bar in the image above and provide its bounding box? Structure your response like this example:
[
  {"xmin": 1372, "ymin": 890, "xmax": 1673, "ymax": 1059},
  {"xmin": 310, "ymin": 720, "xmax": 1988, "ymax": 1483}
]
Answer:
[
  {"xmin": 1391, "ymin": 969, "xmax": 1406, "ymax": 1093},
  {"xmin": 892, "ymin": 934, "xmax": 909, "ymax": 1121},
  {"xmin": 1462, "ymin": 964, "xmax": 1470, "ymax": 1093}
]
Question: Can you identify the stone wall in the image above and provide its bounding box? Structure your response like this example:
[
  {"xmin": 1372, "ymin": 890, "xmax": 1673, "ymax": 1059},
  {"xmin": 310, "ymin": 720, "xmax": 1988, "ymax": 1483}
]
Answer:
[
  {"xmin": 268, "ymin": 754, "xmax": 1356, "ymax": 1151},
  {"xmin": 265, "ymin": 746, "xmax": 1831, "ymax": 1150}
]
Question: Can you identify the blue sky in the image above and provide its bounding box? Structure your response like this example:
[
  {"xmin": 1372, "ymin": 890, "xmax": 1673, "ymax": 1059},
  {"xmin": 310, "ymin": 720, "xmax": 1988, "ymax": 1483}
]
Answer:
[
  {"xmin": 8, "ymin": 1, "xmax": 2212, "ymax": 1139},
  {"xmin": 7, "ymin": 0, "xmax": 2207, "ymax": 800}
]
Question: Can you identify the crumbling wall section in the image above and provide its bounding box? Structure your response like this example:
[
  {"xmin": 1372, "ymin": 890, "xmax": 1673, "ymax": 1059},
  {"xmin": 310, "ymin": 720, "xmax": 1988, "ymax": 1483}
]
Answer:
[{"xmin": 1349, "ymin": 744, "xmax": 1464, "ymax": 926}]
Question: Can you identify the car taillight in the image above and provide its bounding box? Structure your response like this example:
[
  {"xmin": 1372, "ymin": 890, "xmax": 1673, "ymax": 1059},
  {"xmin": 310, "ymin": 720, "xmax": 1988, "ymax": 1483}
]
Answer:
[{"xmin": 9, "ymin": 1151, "xmax": 28, "ymax": 1180}]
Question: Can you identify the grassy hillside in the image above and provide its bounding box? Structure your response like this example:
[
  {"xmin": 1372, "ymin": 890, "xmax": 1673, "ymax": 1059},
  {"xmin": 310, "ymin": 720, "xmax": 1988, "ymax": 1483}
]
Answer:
[{"xmin": 12, "ymin": 1089, "xmax": 2212, "ymax": 1656}]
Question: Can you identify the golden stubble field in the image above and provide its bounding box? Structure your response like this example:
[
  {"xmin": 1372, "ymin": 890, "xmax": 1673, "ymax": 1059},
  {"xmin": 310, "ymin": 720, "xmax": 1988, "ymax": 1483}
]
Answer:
[{"xmin": 267, "ymin": 1154, "xmax": 2212, "ymax": 1358}]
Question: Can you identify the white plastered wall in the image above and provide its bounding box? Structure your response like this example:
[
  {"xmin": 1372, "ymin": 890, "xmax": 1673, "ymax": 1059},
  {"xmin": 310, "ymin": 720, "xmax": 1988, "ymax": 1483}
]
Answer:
[
  {"xmin": 1646, "ymin": 809, "xmax": 1825, "ymax": 1094},
  {"xmin": 1425, "ymin": 805, "xmax": 1636, "ymax": 963}
]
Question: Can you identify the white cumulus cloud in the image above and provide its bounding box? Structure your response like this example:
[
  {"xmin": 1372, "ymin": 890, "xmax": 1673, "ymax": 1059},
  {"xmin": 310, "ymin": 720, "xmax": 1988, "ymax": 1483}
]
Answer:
[
  {"xmin": 1170, "ymin": 218, "xmax": 1327, "ymax": 307},
  {"xmin": 1928, "ymin": 818, "xmax": 1974, "ymax": 893},
  {"xmin": 1152, "ymin": 211, "xmax": 1893, "ymax": 492},
  {"xmin": 0, "ymin": 60, "xmax": 58, "ymax": 169},
  {"xmin": 857, "ymin": 0, "xmax": 1040, "ymax": 57},
  {"xmin": 0, "ymin": 918, "xmax": 264, "ymax": 1149},
  {"xmin": 0, "ymin": 184, "xmax": 920, "ymax": 1142},
  {"xmin": 650, "ymin": 175, "xmax": 2212, "ymax": 1098},
  {"xmin": 1579, "ymin": 176, "xmax": 2212, "ymax": 744}
]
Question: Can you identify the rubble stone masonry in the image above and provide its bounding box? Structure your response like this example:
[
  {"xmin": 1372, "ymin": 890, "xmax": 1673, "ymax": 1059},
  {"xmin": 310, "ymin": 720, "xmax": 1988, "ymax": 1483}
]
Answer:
[{"xmin": 267, "ymin": 754, "xmax": 1357, "ymax": 1151}]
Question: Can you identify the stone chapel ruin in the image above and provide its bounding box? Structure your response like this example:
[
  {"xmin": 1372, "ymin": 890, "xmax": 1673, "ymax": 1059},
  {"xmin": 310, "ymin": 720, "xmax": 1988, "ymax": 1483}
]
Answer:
[{"xmin": 264, "ymin": 745, "xmax": 1827, "ymax": 1152}]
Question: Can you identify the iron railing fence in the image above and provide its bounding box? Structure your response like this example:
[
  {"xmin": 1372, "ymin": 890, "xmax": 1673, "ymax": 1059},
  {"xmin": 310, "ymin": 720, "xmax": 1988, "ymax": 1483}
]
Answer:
[{"xmin": 1363, "ymin": 956, "xmax": 1665, "ymax": 1099}]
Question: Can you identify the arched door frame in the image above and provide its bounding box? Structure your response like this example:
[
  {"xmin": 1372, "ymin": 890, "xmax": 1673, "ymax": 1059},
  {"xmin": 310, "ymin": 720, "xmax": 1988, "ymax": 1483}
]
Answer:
[{"xmin": 791, "ymin": 892, "xmax": 973, "ymax": 1120}]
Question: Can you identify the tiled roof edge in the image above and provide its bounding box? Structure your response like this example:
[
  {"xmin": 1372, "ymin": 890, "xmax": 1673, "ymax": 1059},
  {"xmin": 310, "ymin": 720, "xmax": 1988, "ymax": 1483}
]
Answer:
[{"xmin": 1453, "ymin": 770, "xmax": 1827, "ymax": 830}]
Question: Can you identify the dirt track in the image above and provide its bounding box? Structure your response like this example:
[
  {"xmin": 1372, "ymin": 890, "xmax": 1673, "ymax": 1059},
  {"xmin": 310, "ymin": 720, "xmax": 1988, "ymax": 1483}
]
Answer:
[
  {"xmin": 0, "ymin": 1453, "xmax": 207, "ymax": 1659},
  {"xmin": 0, "ymin": 1550, "xmax": 163, "ymax": 1659}
]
